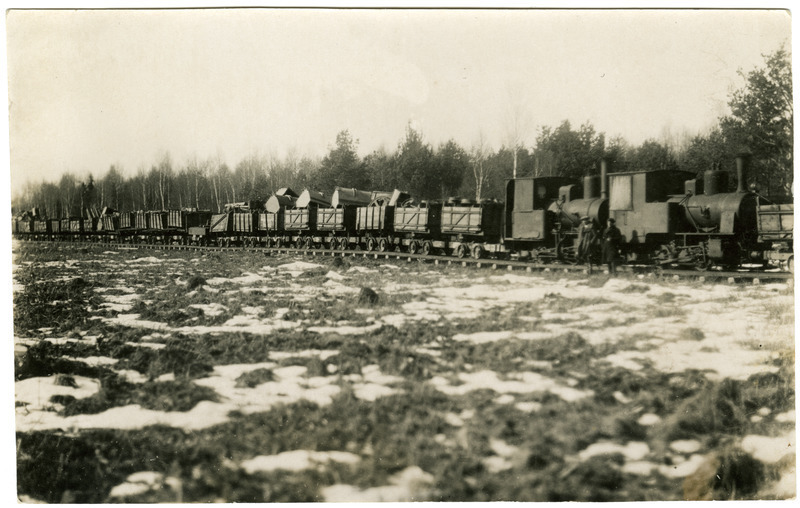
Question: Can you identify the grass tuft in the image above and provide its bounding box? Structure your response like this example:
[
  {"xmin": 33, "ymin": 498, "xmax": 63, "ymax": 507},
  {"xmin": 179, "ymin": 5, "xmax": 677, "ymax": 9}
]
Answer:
[
  {"xmin": 235, "ymin": 368, "xmax": 275, "ymax": 388},
  {"xmin": 358, "ymin": 287, "xmax": 380, "ymax": 305},
  {"xmin": 186, "ymin": 275, "xmax": 207, "ymax": 290}
]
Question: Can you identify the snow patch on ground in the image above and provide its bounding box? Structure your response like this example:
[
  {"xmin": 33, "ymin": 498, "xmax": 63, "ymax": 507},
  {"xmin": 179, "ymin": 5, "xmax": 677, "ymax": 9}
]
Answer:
[
  {"xmin": 189, "ymin": 303, "xmax": 228, "ymax": 317},
  {"xmin": 322, "ymin": 466, "xmax": 434, "ymax": 502},
  {"xmin": 206, "ymin": 272, "xmax": 266, "ymax": 285},
  {"xmin": 241, "ymin": 450, "xmax": 360, "ymax": 474},
  {"xmin": 16, "ymin": 375, "xmax": 102, "ymax": 411},
  {"xmin": 128, "ymin": 257, "xmax": 164, "ymax": 264},
  {"xmin": 16, "ymin": 361, "xmax": 401, "ymax": 432},
  {"xmin": 430, "ymin": 370, "xmax": 591, "ymax": 402},
  {"xmin": 741, "ymin": 431, "xmax": 795, "ymax": 464},
  {"xmin": 308, "ymin": 322, "xmax": 383, "ymax": 336},
  {"xmin": 579, "ymin": 441, "xmax": 650, "ymax": 461},
  {"xmin": 276, "ymin": 261, "xmax": 325, "ymax": 277}
]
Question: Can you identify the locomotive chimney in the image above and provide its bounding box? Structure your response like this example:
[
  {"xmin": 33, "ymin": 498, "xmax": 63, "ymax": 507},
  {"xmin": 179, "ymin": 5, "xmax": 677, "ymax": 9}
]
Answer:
[
  {"xmin": 600, "ymin": 158, "xmax": 609, "ymax": 199},
  {"xmin": 583, "ymin": 176, "xmax": 599, "ymax": 199},
  {"xmin": 736, "ymin": 153, "xmax": 750, "ymax": 193}
]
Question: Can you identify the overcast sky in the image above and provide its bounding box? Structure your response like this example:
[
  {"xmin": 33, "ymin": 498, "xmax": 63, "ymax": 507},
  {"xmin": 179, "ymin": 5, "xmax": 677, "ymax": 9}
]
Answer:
[{"xmin": 5, "ymin": 8, "xmax": 791, "ymax": 196}]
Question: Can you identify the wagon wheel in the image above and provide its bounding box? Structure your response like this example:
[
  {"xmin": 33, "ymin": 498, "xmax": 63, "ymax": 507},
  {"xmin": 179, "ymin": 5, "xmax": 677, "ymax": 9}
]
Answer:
[
  {"xmin": 408, "ymin": 241, "xmax": 419, "ymax": 254},
  {"xmin": 422, "ymin": 241, "xmax": 434, "ymax": 256},
  {"xmin": 471, "ymin": 244, "xmax": 485, "ymax": 260},
  {"xmin": 456, "ymin": 244, "xmax": 469, "ymax": 259},
  {"xmin": 378, "ymin": 238, "xmax": 389, "ymax": 252},
  {"xmin": 366, "ymin": 237, "xmax": 377, "ymax": 251},
  {"xmin": 337, "ymin": 237, "xmax": 349, "ymax": 250},
  {"xmin": 275, "ymin": 238, "xmax": 283, "ymax": 248},
  {"xmin": 303, "ymin": 237, "xmax": 313, "ymax": 250}
]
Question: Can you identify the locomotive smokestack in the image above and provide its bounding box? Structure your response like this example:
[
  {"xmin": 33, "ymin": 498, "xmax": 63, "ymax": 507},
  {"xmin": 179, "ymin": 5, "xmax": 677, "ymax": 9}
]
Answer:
[
  {"xmin": 600, "ymin": 158, "xmax": 608, "ymax": 199},
  {"xmin": 736, "ymin": 153, "xmax": 750, "ymax": 193},
  {"xmin": 583, "ymin": 176, "xmax": 599, "ymax": 199}
]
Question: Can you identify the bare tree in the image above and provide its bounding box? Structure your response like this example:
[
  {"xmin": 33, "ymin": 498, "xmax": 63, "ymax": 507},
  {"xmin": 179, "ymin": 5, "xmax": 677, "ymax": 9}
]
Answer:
[
  {"xmin": 154, "ymin": 152, "xmax": 174, "ymax": 210},
  {"xmin": 58, "ymin": 173, "xmax": 78, "ymax": 216},
  {"xmin": 470, "ymin": 131, "xmax": 491, "ymax": 201},
  {"xmin": 503, "ymin": 83, "xmax": 534, "ymax": 178},
  {"xmin": 135, "ymin": 165, "xmax": 148, "ymax": 210}
]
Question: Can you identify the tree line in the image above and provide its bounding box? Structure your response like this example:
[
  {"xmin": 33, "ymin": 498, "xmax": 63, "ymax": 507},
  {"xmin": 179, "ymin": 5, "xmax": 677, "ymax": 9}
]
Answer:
[{"xmin": 13, "ymin": 47, "xmax": 791, "ymax": 217}]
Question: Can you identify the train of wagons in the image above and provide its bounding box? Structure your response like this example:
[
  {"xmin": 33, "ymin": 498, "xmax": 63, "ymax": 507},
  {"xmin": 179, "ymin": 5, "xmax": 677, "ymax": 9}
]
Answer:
[{"xmin": 12, "ymin": 154, "xmax": 794, "ymax": 272}]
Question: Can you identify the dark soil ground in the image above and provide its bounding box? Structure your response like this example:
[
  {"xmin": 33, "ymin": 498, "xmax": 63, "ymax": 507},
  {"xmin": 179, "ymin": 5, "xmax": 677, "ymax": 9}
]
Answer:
[{"xmin": 12, "ymin": 242, "xmax": 795, "ymax": 502}]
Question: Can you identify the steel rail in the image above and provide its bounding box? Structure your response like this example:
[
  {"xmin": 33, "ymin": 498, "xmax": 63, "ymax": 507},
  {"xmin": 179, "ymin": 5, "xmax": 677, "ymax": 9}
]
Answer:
[{"xmin": 15, "ymin": 238, "xmax": 793, "ymax": 283}]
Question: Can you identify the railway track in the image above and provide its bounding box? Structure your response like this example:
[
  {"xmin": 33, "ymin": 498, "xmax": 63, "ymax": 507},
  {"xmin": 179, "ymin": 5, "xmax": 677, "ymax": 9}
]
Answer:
[{"xmin": 17, "ymin": 238, "xmax": 793, "ymax": 284}]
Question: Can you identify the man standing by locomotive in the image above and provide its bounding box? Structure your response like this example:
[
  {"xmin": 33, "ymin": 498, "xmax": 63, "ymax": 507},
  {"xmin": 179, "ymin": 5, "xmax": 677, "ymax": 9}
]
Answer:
[
  {"xmin": 602, "ymin": 218, "xmax": 622, "ymax": 275},
  {"xmin": 576, "ymin": 216, "xmax": 595, "ymax": 266}
]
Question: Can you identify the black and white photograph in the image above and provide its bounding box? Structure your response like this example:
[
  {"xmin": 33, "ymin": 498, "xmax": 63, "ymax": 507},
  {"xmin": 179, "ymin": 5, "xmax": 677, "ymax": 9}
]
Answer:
[{"xmin": 6, "ymin": 4, "xmax": 795, "ymax": 503}]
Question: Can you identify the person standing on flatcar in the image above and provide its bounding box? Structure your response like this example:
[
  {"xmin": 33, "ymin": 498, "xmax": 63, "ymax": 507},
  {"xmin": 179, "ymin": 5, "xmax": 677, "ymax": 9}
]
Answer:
[{"xmin": 602, "ymin": 218, "xmax": 622, "ymax": 275}]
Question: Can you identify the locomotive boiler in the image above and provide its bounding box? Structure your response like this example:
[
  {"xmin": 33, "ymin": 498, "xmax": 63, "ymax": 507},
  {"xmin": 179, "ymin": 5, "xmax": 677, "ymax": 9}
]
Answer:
[{"xmin": 660, "ymin": 154, "xmax": 759, "ymax": 268}]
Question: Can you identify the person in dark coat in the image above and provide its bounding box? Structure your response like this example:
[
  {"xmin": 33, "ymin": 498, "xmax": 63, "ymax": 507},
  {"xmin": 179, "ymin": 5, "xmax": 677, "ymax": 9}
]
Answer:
[
  {"xmin": 576, "ymin": 216, "xmax": 597, "ymax": 271},
  {"xmin": 602, "ymin": 218, "xmax": 622, "ymax": 275}
]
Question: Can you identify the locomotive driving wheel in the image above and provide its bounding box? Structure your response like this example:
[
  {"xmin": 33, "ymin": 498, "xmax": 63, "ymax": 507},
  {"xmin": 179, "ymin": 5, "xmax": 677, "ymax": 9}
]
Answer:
[
  {"xmin": 694, "ymin": 257, "xmax": 712, "ymax": 271},
  {"xmin": 691, "ymin": 244, "xmax": 712, "ymax": 271},
  {"xmin": 653, "ymin": 245, "xmax": 675, "ymax": 266},
  {"xmin": 556, "ymin": 239, "xmax": 577, "ymax": 265}
]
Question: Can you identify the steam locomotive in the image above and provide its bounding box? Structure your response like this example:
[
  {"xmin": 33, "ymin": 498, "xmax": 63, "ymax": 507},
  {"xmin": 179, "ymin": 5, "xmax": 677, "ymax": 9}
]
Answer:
[{"xmin": 12, "ymin": 154, "xmax": 793, "ymax": 271}]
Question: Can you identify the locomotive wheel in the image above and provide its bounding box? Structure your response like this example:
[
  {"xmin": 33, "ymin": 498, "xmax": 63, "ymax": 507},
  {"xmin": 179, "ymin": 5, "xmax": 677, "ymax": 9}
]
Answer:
[
  {"xmin": 555, "ymin": 241, "xmax": 577, "ymax": 265},
  {"xmin": 456, "ymin": 244, "xmax": 469, "ymax": 258},
  {"xmin": 378, "ymin": 238, "xmax": 389, "ymax": 252},
  {"xmin": 694, "ymin": 258, "xmax": 712, "ymax": 271},
  {"xmin": 471, "ymin": 244, "xmax": 485, "ymax": 260},
  {"xmin": 653, "ymin": 245, "xmax": 674, "ymax": 266},
  {"xmin": 422, "ymin": 241, "xmax": 434, "ymax": 256},
  {"xmin": 366, "ymin": 237, "xmax": 377, "ymax": 251},
  {"xmin": 408, "ymin": 241, "xmax": 419, "ymax": 254}
]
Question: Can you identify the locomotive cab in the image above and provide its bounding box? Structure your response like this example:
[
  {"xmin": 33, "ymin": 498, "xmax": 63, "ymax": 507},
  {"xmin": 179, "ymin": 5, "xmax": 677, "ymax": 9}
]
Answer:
[
  {"xmin": 505, "ymin": 176, "xmax": 574, "ymax": 242},
  {"xmin": 608, "ymin": 169, "xmax": 695, "ymax": 245}
]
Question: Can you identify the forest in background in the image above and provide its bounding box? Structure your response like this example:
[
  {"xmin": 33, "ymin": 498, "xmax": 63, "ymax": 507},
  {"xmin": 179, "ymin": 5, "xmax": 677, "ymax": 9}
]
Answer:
[{"xmin": 11, "ymin": 48, "xmax": 791, "ymax": 217}]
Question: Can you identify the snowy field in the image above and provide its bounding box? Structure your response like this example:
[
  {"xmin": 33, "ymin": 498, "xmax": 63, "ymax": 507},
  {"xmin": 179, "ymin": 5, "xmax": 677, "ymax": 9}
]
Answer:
[{"xmin": 12, "ymin": 242, "xmax": 795, "ymax": 502}]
